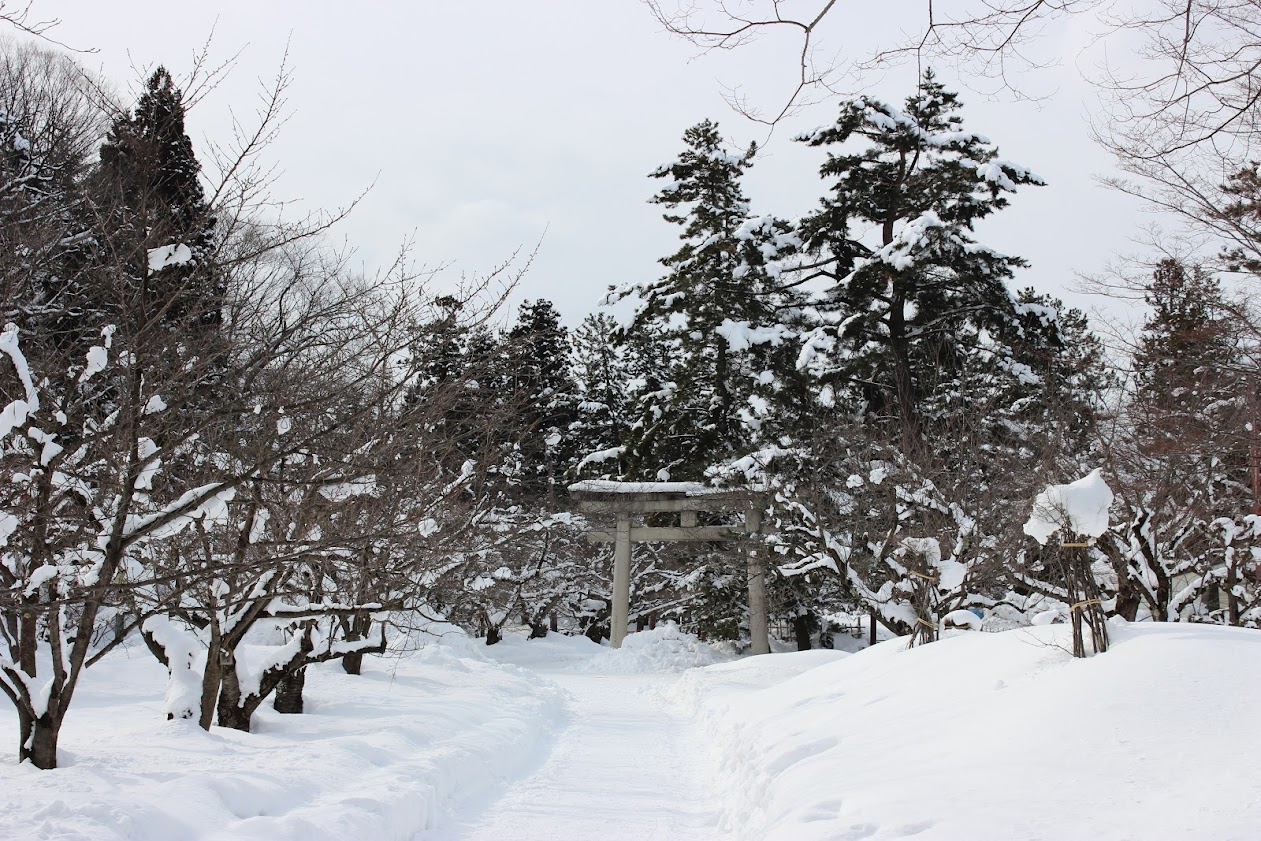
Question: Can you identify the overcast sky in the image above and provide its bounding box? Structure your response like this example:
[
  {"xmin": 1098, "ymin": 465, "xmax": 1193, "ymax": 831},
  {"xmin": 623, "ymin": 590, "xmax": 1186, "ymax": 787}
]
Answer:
[{"xmin": 24, "ymin": 1, "xmax": 1150, "ymax": 328}]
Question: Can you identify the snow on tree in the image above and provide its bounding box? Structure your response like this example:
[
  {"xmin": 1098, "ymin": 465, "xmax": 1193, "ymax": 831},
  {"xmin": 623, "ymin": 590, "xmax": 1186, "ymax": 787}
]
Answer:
[
  {"xmin": 1023, "ymin": 469, "xmax": 1114, "ymax": 656},
  {"xmin": 794, "ymin": 69, "xmax": 1044, "ymax": 457},
  {"xmin": 94, "ymin": 66, "xmax": 222, "ymax": 330},
  {"xmin": 612, "ymin": 118, "xmax": 801, "ymax": 482},
  {"xmin": 570, "ymin": 312, "xmax": 631, "ymax": 479}
]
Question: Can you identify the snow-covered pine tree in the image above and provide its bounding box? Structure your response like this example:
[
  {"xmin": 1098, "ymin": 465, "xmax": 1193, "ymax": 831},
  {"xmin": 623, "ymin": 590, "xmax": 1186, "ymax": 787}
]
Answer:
[
  {"xmin": 795, "ymin": 69, "xmax": 1044, "ymax": 459},
  {"xmin": 614, "ymin": 119, "xmax": 800, "ymax": 481},
  {"xmin": 1131, "ymin": 258, "xmax": 1244, "ymax": 475},
  {"xmin": 756, "ymin": 73, "xmax": 1071, "ymax": 641},
  {"xmin": 506, "ymin": 299, "xmax": 579, "ymax": 498},
  {"xmin": 570, "ymin": 312, "xmax": 631, "ymax": 478}
]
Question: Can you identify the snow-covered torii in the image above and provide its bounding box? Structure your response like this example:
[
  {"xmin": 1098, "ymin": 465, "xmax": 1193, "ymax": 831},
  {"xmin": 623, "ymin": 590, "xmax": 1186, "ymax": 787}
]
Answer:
[{"xmin": 567, "ymin": 480, "xmax": 772, "ymax": 653}]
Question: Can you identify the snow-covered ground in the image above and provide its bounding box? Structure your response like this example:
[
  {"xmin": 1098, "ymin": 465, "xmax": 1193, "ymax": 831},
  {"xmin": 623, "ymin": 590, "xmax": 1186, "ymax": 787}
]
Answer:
[
  {"xmin": 0, "ymin": 633, "xmax": 565, "ymax": 841},
  {"xmin": 680, "ymin": 621, "xmax": 1261, "ymax": 841},
  {"xmin": 1, "ymin": 621, "xmax": 1257, "ymax": 840}
]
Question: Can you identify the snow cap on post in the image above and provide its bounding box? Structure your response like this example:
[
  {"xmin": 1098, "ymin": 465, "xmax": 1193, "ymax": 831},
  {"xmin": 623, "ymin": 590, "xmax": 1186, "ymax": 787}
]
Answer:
[{"xmin": 1023, "ymin": 468, "xmax": 1113, "ymax": 545}]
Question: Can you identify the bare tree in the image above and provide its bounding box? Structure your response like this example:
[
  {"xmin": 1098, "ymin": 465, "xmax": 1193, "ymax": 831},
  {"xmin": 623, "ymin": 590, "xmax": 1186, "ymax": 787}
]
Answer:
[{"xmin": 644, "ymin": 0, "xmax": 1098, "ymax": 125}]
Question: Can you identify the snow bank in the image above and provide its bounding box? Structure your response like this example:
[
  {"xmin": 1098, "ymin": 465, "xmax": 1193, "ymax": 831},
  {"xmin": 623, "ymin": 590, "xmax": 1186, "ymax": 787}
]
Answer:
[
  {"xmin": 0, "ymin": 635, "xmax": 564, "ymax": 841},
  {"xmin": 575, "ymin": 624, "xmax": 736, "ymax": 674},
  {"xmin": 687, "ymin": 623, "xmax": 1261, "ymax": 840},
  {"xmin": 484, "ymin": 625, "xmax": 737, "ymax": 675}
]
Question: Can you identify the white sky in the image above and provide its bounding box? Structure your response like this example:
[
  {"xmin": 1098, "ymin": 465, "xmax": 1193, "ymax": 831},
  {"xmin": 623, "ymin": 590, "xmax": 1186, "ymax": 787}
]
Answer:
[{"xmin": 23, "ymin": 1, "xmax": 1151, "ymax": 328}]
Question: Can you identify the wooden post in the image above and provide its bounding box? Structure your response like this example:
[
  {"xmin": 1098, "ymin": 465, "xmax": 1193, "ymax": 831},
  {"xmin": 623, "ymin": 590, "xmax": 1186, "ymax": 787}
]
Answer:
[
  {"xmin": 746, "ymin": 508, "xmax": 769, "ymax": 655},
  {"xmin": 611, "ymin": 513, "xmax": 632, "ymax": 649}
]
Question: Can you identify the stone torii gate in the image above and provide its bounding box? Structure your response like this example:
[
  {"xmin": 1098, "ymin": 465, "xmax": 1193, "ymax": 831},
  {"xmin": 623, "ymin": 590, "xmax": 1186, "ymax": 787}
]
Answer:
[{"xmin": 567, "ymin": 480, "xmax": 771, "ymax": 654}]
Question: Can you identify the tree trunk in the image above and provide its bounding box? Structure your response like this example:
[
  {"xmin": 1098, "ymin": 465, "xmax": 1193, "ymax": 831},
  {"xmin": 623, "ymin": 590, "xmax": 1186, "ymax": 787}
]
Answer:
[
  {"xmin": 793, "ymin": 613, "xmax": 813, "ymax": 651},
  {"xmin": 216, "ymin": 666, "xmax": 255, "ymax": 732},
  {"xmin": 19, "ymin": 711, "xmax": 60, "ymax": 769},
  {"xmin": 273, "ymin": 668, "xmax": 305, "ymax": 714},
  {"xmin": 340, "ymin": 613, "xmax": 373, "ymax": 674},
  {"xmin": 342, "ymin": 650, "xmax": 364, "ymax": 675},
  {"xmin": 485, "ymin": 625, "xmax": 502, "ymax": 646},
  {"xmin": 19, "ymin": 608, "xmax": 37, "ymax": 676},
  {"xmin": 198, "ymin": 637, "xmax": 223, "ymax": 732},
  {"xmin": 887, "ymin": 280, "xmax": 922, "ymax": 459}
]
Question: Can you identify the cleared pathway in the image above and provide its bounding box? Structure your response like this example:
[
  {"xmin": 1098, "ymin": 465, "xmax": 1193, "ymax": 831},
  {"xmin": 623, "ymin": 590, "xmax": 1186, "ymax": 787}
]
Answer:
[{"xmin": 449, "ymin": 672, "xmax": 729, "ymax": 841}]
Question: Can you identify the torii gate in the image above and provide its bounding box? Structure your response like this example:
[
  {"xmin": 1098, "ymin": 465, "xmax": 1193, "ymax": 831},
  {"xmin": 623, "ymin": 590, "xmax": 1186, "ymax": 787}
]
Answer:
[{"xmin": 567, "ymin": 480, "xmax": 771, "ymax": 654}]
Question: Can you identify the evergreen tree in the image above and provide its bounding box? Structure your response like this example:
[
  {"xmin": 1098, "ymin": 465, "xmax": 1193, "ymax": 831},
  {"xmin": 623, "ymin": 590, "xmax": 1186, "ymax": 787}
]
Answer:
[
  {"xmin": 1131, "ymin": 258, "xmax": 1242, "ymax": 466},
  {"xmin": 570, "ymin": 312, "xmax": 631, "ymax": 478},
  {"xmin": 796, "ymin": 69, "xmax": 1044, "ymax": 458},
  {"xmin": 0, "ymin": 47, "xmax": 104, "ymax": 352},
  {"xmin": 505, "ymin": 299, "xmax": 578, "ymax": 498},
  {"xmin": 614, "ymin": 119, "xmax": 800, "ymax": 481},
  {"xmin": 94, "ymin": 67, "xmax": 220, "ymax": 329}
]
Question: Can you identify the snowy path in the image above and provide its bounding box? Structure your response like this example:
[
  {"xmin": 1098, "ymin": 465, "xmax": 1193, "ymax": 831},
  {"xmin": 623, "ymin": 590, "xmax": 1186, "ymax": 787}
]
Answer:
[{"xmin": 446, "ymin": 672, "xmax": 729, "ymax": 841}]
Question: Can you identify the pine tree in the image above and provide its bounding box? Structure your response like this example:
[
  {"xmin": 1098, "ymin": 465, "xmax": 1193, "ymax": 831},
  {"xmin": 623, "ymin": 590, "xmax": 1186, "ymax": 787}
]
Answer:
[
  {"xmin": 796, "ymin": 69, "xmax": 1044, "ymax": 458},
  {"xmin": 94, "ymin": 67, "xmax": 220, "ymax": 329},
  {"xmin": 1132, "ymin": 259, "xmax": 1241, "ymax": 460},
  {"xmin": 505, "ymin": 299, "xmax": 578, "ymax": 498},
  {"xmin": 570, "ymin": 312, "xmax": 631, "ymax": 478},
  {"xmin": 614, "ymin": 119, "xmax": 800, "ymax": 481}
]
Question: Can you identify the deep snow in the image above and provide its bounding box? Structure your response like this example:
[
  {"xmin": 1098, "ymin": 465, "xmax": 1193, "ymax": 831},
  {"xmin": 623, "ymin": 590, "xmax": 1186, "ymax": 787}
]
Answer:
[{"xmin": 1, "ymin": 622, "xmax": 1257, "ymax": 841}]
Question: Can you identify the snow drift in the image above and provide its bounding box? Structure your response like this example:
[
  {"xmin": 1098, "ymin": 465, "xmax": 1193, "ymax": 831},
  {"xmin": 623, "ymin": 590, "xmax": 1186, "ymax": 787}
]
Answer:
[
  {"xmin": 683, "ymin": 622, "xmax": 1261, "ymax": 841},
  {"xmin": 0, "ymin": 635, "xmax": 564, "ymax": 841}
]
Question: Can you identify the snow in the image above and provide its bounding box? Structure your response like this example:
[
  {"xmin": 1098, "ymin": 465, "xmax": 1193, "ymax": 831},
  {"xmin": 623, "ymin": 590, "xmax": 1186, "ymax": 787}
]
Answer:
[
  {"xmin": 0, "ymin": 323, "xmax": 38, "ymax": 442},
  {"xmin": 0, "ymin": 633, "xmax": 564, "ymax": 841},
  {"xmin": 715, "ymin": 319, "xmax": 793, "ymax": 353},
  {"xmin": 574, "ymin": 445, "xmax": 624, "ymax": 472},
  {"xmin": 1024, "ymin": 467, "xmax": 1114, "ymax": 544},
  {"xmin": 4, "ymin": 621, "xmax": 1258, "ymax": 840},
  {"xmin": 680, "ymin": 622, "xmax": 1261, "ymax": 841},
  {"xmin": 568, "ymin": 479, "xmax": 712, "ymax": 495},
  {"xmin": 147, "ymin": 243, "xmax": 194, "ymax": 273}
]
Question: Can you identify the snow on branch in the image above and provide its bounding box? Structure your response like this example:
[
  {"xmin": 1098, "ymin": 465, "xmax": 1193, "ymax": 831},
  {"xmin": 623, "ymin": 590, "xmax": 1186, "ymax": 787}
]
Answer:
[{"xmin": 1023, "ymin": 469, "xmax": 1114, "ymax": 545}]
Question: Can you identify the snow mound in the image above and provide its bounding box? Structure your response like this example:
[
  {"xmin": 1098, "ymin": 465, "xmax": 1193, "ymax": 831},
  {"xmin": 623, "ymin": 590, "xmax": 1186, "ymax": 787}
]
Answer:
[
  {"xmin": 1024, "ymin": 467, "xmax": 1113, "ymax": 544},
  {"xmin": 577, "ymin": 624, "xmax": 736, "ymax": 674},
  {"xmin": 690, "ymin": 623, "xmax": 1261, "ymax": 841}
]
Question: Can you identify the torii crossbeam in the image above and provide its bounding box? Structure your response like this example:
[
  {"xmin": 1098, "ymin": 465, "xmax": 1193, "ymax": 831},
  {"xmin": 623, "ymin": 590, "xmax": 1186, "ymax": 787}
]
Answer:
[{"xmin": 567, "ymin": 480, "xmax": 771, "ymax": 653}]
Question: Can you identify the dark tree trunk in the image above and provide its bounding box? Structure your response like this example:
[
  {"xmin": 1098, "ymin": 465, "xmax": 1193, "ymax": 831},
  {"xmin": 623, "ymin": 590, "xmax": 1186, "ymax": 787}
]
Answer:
[
  {"xmin": 19, "ymin": 711, "xmax": 60, "ymax": 769},
  {"xmin": 342, "ymin": 650, "xmax": 364, "ymax": 676},
  {"xmin": 793, "ymin": 613, "xmax": 813, "ymax": 651},
  {"xmin": 887, "ymin": 280, "xmax": 922, "ymax": 458},
  {"xmin": 549, "ymin": 611, "xmax": 558, "ymax": 633},
  {"xmin": 485, "ymin": 626, "xmax": 502, "ymax": 646},
  {"xmin": 216, "ymin": 664, "xmax": 250, "ymax": 731},
  {"xmin": 635, "ymin": 615, "xmax": 647, "ymax": 632},
  {"xmin": 340, "ymin": 613, "xmax": 373, "ymax": 674},
  {"xmin": 198, "ymin": 634, "xmax": 223, "ymax": 731},
  {"xmin": 584, "ymin": 622, "xmax": 605, "ymax": 644},
  {"xmin": 273, "ymin": 669, "xmax": 305, "ymax": 714},
  {"xmin": 1114, "ymin": 590, "xmax": 1141, "ymax": 622},
  {"xmin": 19, "ymin": 609, "xmax": 37, "ymax": 676}
]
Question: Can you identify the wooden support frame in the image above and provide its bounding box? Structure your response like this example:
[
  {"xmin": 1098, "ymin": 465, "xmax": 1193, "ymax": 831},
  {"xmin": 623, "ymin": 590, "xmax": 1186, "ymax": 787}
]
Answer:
[{"xmin": 568, "ymin": 481, "xmax": 771, "ymax": 653}]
